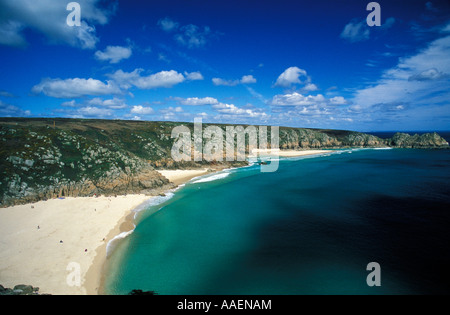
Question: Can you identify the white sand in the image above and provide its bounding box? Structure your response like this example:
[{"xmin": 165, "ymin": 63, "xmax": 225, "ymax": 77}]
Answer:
[
  {"xmin": 158, "ymin": 169, "xmax": 210, "ymax": 186},
  {"xmin": 0, "ymin": 195, "xmax": 152, "ymax": 295},
  {"xmin": 251, "ymin": 149, "xmax": 328, "ymax": 157}
]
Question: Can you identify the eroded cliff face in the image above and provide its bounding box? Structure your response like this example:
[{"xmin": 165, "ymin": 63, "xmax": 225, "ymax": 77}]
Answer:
[
  {"xmin": 0, "ymin": 124, "xmax": 173, "ymax": 207},
  {"xmin": 279, "ymin": 129, "xmax": 389, "ymax": 149},
  {"xmin": 0, "ymin": 119, "xmax": 448, "ymax": 207},
  {"xmin": 279, "ymin": 128, "xmax": 448, "ymax": 149},
  {"xmin": 386, "ymin": 132, "xmax": 450, "ymax": 148}
]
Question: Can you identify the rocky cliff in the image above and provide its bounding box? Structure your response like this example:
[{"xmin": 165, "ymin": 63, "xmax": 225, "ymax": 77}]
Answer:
[{"xmin": 0, "ymin": 118, "xmax": 448, "ymax": 207}]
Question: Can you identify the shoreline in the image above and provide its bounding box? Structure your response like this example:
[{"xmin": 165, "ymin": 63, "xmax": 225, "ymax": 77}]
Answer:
[
  {"xmin": 97, "ymin": 167, "xmax": 229, "ymax": 295},
  {"xmin": 0, "ymin": 150, "xmax": 329, "ymax": 295},
  {"xmin": 0, "ymin": 194, "xmax": 153, "ymax": 295}
]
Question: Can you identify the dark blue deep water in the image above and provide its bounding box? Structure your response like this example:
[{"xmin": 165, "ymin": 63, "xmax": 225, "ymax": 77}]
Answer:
[{"xmin": 105, "ymin": 149, "xmax": 450, "ymax": 295}]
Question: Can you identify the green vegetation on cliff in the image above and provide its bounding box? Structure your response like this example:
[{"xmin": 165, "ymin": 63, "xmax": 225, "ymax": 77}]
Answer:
[{"xmin": 0, "ymin": 118, "xmax": 448, "ymax": 207}]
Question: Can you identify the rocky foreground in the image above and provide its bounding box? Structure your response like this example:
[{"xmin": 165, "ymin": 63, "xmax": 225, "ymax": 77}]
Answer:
[
  {"xmin": 0, "ymin": 284, "xmax": 47, "ymax": 295},
  {"xmin": 0, "ymin": 118, "xmax": 448, "ymax": 207}
]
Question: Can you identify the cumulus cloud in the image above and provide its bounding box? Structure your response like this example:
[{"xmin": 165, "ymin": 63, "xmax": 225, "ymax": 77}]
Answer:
[
  {"xmin": 108, "ymin": 69, "xmax": 202, "ymax": 90},
  {"xmin": 274, "ymin": 67, "xmax": 316, "ymax": 90},
  {"xmin": 95, "ymin": 46, "xmax": 132, "ymax": 64},
  {"xmin": 176, "ymin": 97, "xmax": 219, "ymax": 106},
  {"xmin": 131, "ymin": 105, "xmax": 154, "ymax": 115},
  {"xmin": 61, "ymin": 97, "xmax": 128, "ymax": 110},
  {"xmin": 86, "ymin": 97, "xmax": 128, "ymax": 109},
  {"xmin": 184, "ymin": 71, "xmax": 204, "ymax": 81},
  {"xmin": 270, "ymin": 92, "xmax": 348, "ymax": 114},
  {"xmin": 55, "ymin": 105, "xmax": 113, "ymax": 119},
  {"xmin": 240, "ymin": 75, "xmax": 257, "ymax": 84},
  {"xmin": 32, "ymin": 78, "xmax": 121, "ymax": 98},
  {"xmin": 212, "ymin": 103, "xmax": 268, "ymax": 118},
  {"xmin": 0, "ymin": 0, "xmax": 116, "ymax": 49},
  {"xmin": 212, "ymin": 78, "xmax": 240, "ymax": 87},
  {"xmin": 274, "ymin": 67, "xmax": 307, "ymax": 88},
  {"xmin": 270, "ymin": 92, "xmax": 327, "ymax": 106},
  {"xmin": 212, "ymin": 75, "xmax": 257, "ymax": 86}
]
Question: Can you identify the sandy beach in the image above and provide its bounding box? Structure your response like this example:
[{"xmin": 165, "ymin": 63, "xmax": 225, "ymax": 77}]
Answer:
[
  {"xmin": 157, "ymin": 169, "xmax": 210, "ymax": 186},
  {"xmin": 0, "ymin": 195, "xmax": 152, "ymax": 295},
  {"xmin": 251, "ymin": 149, "xmax": 329, "ymax": 158},
  {"xmin": 0, "ymin": 167, "xmax": 217, "ymax": 295},
  {"xmin": 0, "ymin": 154, "xmax": 323, "ymax": 295}
]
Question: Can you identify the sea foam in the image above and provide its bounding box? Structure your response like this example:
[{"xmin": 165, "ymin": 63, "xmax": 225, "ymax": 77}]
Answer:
[{"xmin": 192, "ymin": 172, "xmax": 230, "ymax": 184}]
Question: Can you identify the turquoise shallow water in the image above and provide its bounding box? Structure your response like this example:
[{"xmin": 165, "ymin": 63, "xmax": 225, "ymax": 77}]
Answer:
[{"xmin": 105, "ymin": 149, "xmax": 450, "ymax": 295}]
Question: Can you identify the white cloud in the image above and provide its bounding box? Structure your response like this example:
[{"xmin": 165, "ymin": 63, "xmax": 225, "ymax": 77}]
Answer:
[
  {"xmin": 61, "ymin": 100, "xmax": 77, "ymax": 107},
  {"xmin": 176, "ymin": 97, "xmax": 219, "ymax": 106},
  {"xmin": 340, "ymin": 20, "xmax": 370, "ymax": 43},
  {"xmin": 87, "ymin": 97, "xmax": 128, "ymax": 109},
  {"xmin": 303, "ymin": 83, "xmax": 319, "ymax": 92},
  {"xmin": 212, "ymin": 75, "xmax": 257, "ymax": 86},
  {"xmin": 185, "ymin": 71, "xmax": 204, "ymax": 81},
  {"xmin": 330, "ymin": 96, "xmax": 347, "ymax": 105},
  {"xmin": 131, "ymin": 105, "xmax": 154, "ymax": 115},
  {"xmin": 0, "ymin": 0, "xmax": 115, "ymax": 49},
  {"xmin": 32, "ymin": 78, "xmax": 121, "ymax": 98},
  {"xmin": 108, "ymin": 69, "xmax": 201, "ymax": 90},
  {"xmin": 241, "ymin": 75, "xmax": 257, "ymax": 84},
  {"xmin": 95, "ymin": 46, "xmax": 132, "ymax": 64},
  {"xmin": 212, "ymin": 78, "xmax": 240, "ymax": 86},
  {"xmin": 353, "ymin": 34, "xmax": 450, "ymax": 109},
  {"xmin": 274, "ymin": 67, "xmax": 311, "ymax": 88},
  {"xmin": 212, "ymin": 103, "xmax": 268, "ymax": 118},
  {"xmin": 61, "ymin": 98, "xmax": 128, "ymax": 110},
  {"xmin": 134, "ymin": 71, "xmax": 185, "ymax": 89},
  {"xmin": 270, "ymin": 92, "xmax": 327, "ymax": 106},
  {"xmin": 159, "ymin": 106, "xmax": 186, "ymax": 120}
]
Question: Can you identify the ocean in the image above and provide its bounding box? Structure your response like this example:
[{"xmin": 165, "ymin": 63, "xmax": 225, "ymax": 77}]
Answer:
[{"xmin": 104, "ymin": 148, "xmax": 450, "ymax": 295}]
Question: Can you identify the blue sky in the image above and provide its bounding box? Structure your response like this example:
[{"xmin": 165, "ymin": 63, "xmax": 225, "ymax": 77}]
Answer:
[{"xmin": 0, "ymin": 0, "xmax": 449, "ymax": 131}]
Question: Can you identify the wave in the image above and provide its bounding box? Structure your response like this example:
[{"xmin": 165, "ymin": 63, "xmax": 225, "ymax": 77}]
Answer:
[
  {"xmin": 131, "ymin": 192, "xmax": 175, "ymax": 219},
  {"xmin": 106, "ymin": 192, "xmax": 177, "ymax": 257},
  {"xmin": 192, "ymin": 172, "xmax": 230, "ymax": 184},
  {"xmin": 106, "ymin": 230, "xmax": 135, "ymax": 257}
]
